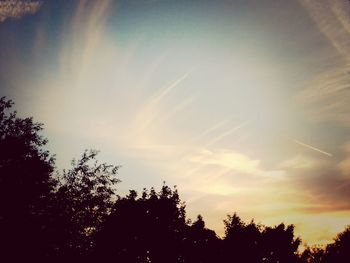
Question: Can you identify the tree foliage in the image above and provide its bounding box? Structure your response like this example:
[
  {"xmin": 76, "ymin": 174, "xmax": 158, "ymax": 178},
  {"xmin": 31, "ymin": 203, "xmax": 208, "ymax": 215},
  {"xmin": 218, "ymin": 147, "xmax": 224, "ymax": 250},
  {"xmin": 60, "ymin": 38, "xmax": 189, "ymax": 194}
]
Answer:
[
  {"xmin": 0, "ymin": 97, "xmax": 56, "ymax": 259},
  {"xmin": 323, "ymin": 226, "xmax": 350, "ymax": 263},
  {"xmin": 51, "ymin": 150, "xmax": 120, "ymax": 258},
  {"xmin": 94, "ymin": 184, "xmax": 186, "ymax": 262}
]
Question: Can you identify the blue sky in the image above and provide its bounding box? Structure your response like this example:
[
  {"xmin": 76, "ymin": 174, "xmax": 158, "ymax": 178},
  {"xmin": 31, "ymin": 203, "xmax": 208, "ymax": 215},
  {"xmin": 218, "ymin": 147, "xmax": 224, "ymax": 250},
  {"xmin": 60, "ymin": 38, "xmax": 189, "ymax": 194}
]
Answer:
[{"xmin": 1, "ymin": 0, "xmax": 350, "ymax": 246}]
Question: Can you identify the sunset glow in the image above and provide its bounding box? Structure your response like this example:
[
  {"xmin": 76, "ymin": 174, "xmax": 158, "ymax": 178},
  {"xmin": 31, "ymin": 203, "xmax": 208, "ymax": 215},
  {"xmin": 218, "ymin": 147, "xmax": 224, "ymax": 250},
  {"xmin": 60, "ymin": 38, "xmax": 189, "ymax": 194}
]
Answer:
[{"xmin": 1, "ymin": 0, "xmax": 350, "ymax": 247}]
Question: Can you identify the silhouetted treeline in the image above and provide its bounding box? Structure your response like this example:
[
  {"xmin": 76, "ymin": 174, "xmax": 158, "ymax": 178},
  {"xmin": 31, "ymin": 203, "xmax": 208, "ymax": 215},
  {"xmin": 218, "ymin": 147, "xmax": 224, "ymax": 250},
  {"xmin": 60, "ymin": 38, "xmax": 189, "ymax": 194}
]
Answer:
[{"xmin": 0, "ymin": 96, "xmax": 349, "ymax": 262}]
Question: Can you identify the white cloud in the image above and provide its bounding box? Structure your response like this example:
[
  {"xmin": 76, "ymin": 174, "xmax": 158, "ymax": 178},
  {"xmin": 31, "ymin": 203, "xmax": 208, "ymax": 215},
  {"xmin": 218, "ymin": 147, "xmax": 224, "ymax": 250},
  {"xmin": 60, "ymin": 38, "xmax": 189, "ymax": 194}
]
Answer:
[
  {"xmin": 0, "ymin": 0, "xmax": 41, "ymax": 22},
  {"xmin": 189, "ymin": 148, "xmax": 285, "ymax": 178}
]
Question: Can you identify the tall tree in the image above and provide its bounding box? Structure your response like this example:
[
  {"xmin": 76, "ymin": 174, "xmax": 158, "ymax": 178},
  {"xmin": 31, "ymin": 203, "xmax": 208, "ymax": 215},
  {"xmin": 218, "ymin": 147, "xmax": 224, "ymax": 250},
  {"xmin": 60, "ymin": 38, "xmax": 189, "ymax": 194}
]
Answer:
[
  {"xmin": 51, "ymin": 150, "xmax": 120, "ymax": 259},
  {"xmin": 0, "ymin": 97, "xmax": 56, "ymax": 260}
]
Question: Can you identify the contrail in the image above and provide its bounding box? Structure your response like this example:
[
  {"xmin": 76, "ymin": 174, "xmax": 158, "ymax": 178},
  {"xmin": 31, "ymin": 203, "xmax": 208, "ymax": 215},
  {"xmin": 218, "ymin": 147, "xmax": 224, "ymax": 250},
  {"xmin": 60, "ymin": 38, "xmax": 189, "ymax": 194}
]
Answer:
[
  {"xmin": 206, "ymin": 121, "xmax": 249, "ymax": 146},
  {"xmin": 189, "ymin": 120, "xmax": 229, "ymax": 143},
  {"xmin": 293, "ymin": 139, "xmax": 333, "ymax": 157},
  {"xmin": 151, "ymin": 70, "xmax": 192, "ymax": 105},
  {"xmin": 159, "ymin": 96, "xmax": 196, "ymax": 124},
  {"xmin": 136, "ymin": 69, "xmax": 194, "ymax": 130}
]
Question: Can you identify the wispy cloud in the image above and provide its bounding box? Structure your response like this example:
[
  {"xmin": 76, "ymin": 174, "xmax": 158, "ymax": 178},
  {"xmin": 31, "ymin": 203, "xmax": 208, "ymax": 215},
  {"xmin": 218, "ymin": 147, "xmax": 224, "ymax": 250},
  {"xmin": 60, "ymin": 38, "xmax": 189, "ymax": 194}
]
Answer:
[
  {"xmin": 298, "ymin": 0, "xmax": 350, "ymax": 126},
  {"xmin": 299, "ymin": 0, "xmax": 350, "ymax": 57},
  {"xmin": 188, "ymin": 148, "xmax": 285, "ymax": 178},
  {"xmin": 0, "ymin": 0, "xmax": 41, "ymax": 22}
]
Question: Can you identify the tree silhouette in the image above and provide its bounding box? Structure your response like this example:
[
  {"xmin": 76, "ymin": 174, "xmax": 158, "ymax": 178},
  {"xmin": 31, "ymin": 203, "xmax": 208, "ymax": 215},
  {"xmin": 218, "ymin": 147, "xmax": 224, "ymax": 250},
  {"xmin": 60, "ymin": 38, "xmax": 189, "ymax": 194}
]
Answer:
[
  {"xmin": 323, "ymin": 225, "xmax": 350, "ymax": 263},
  {"xmin": 182, "ymin": 214, "xmax": 220, "ymax": 263},
  {"xmin": 222, "ymin": 213, "xmax": 262, "ymax": 262},
  {"xmin": 261, "ymin": 223, "xmax": 301, "ymax": 263},
  {"xmin": 50, "ymin": 150, "xmax": 120, "ymax": 260},
  {"xmin": 300, "ymin": 246, "xmax": 325, "ymax": 263},
  {"xmin": 0, "ymin": 97, "xmax": 56, "ymax": 260},
  {"xmin": 222, "ymin": 213, "xmax": 301, "ymax": 263},
  {"xmin": 300, "ymin": 227, "xmax": 350, "ymax": 263},
  {"xmin": 94, "ymin": 184, "xmax": 187, "ymax": 262}
]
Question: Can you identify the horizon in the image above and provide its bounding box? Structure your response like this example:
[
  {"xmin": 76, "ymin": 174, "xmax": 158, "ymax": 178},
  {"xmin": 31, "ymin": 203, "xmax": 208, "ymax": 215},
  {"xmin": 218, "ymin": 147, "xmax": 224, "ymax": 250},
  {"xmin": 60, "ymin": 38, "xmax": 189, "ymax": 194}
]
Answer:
[{"xmin": 1, "ymin": 0, "xmax": 350, "ymax": 247}]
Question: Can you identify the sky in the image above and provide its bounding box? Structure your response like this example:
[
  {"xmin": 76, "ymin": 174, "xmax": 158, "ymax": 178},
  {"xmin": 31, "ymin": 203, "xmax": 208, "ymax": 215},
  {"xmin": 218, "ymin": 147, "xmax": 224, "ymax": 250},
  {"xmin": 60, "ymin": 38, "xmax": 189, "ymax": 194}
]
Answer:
[{"xmin": 1, "ymin": 0, "xmax": 350, "ymax": 247}]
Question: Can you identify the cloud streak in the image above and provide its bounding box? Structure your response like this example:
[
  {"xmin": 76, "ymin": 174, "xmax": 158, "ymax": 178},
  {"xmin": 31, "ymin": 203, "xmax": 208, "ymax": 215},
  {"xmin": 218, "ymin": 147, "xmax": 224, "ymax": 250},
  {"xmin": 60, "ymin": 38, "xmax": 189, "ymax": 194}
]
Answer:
[
  {"xmin": 298, "ymin": 0, "xmax": 350, "ymax": 126},
  {"xmin": 0, "ymin": 0, "xmax": 41, "ymax": 22},
  {"xmin": 293, "ymin": 139, "xmax": 333, "ymax": 157},
  {"xmin": 150, "ymin": 71, "xmax": 191, "ymax": 105},
  {"xmin": 206, "ymin": 121, "xmax": 249, "ymax": 147},
  {"xmin": 188, "ymin": 148, "xmax": 285, "ymax": 179}
]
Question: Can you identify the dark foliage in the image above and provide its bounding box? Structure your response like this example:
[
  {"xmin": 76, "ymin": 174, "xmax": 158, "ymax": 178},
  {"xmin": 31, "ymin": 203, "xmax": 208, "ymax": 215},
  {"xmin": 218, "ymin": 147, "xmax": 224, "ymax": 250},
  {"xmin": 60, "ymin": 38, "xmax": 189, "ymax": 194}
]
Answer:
[
  {"xmin": 49, "ymin": 150, "xmax": 120, "ymax": 260},
  {"xmin": 300, "ymin": 246, "xmax": 325, "ymax": 263},
  {"xmin": 222, "ymin": 213, "xmax": 301, "ymax": 262},
  {"xmin": 94, "ymin": 184, "xmax": 186, "ymax": 262},
  {"xmin": 0, "ymin": 97, "xmax": 56, "ymax": 260},
  {"xmin": 182, "ymin": 214, "xmax": 220, "ymax": 263},
  {"xmin": 323, "ymin": 226, "xmax": 350, "ymax": 263},
  {"xmin": 0, "ymin": 97, "xmax": 349, "ymax": 262}
]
